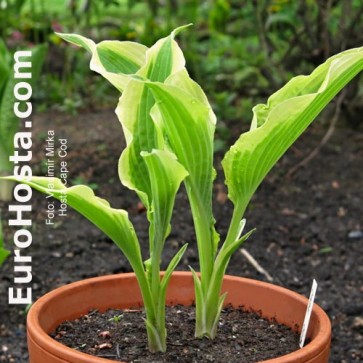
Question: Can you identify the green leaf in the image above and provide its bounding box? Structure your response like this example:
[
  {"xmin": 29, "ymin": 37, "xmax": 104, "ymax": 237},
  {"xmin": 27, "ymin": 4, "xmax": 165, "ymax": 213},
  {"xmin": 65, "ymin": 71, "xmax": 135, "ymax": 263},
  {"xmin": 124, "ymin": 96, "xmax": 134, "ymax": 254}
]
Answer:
[
  {"xmin": 0, "ymin": 213, "xmax": 10, "ymax": 266},
  {"xmin": 214, "ymin": 229, "xmax": 255, "ymax": 284},
  {"xmin": 222, "ymin": 47, "xmax": 363, "ymax": 214},
  {"xmin": 144, "ymin": 317, "xmax": 165, "ymax": 353},
  {"xmin": 0, "ymin": 40, "xmax": 10, "ymax": 99},
  {"xmin": 141, "ymin": 149, "xmax": 188, "ymax": 252},
  {"xmin": 146, "ymin": 81, "xmax": 215, "ymax": 210},
  {"xmin": 58, "ymin": 27, "xmax": 191, "ymax": 354},
  {"xmin": 141, "ymin": 149, "xmax": 188, "ymax": 304},
  {"xmin": 116, "ymin": 30, "xmax": 186, "ymax": 207},
  {"xmin": 210, "ymin": 292, "xmax": 227, "ymax": 338},
  {"xmin": 0, "ymin": 246, "xmax": 9, "ymax": 266},
  {"xmin": 160, "ymin": 243, "xmax": 188, "ymax": 294},
  {"xmin": 145, "ymin": 77, "xmax": 218, "ymax": 284},
  {"xmin": 196, "ymin": 228, "xmax": 254, "ymax": 338},
  {"xmin": 97, "ymin": 41, "xmax": 145, "ymax": 74},
  {"xmin": 117, "ymin": 80, "xmax": 161, "ymax": 206},
  {"xmin": 3, "ymin": 176, "xmax": 146, "ymax": 276},
  {"xmin": 29, "ymin": 44, "xmax": 47, "ymax": 87},
  {"xmin": 190, "ymin": 267, "xmax": 206, "ymax": 337},
  {"xmin": 56, "ymin": 33, "xmax": 96, "ymax": 53},
  {"xmin": 57, "ymin": 33, "xmax": 147, "ymax": 91},
  {"xmin": 156, "ymin": 243, "xmax": 188, "ymax": 348},
  {"xmin": 137, "ymin": 26, "xmax": 187, "ymax": 82},
  {"xmin": 165, "ymin": 69, "xmax": 217, "ymax": 125}
]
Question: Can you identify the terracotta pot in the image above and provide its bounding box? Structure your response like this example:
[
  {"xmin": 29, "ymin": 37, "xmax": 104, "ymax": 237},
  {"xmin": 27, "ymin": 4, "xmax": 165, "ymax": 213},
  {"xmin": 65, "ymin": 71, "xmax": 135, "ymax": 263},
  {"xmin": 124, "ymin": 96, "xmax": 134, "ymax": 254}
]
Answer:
[{"xmin": 27, "ymin": 272, "xmax": 331, "ymax": 363}]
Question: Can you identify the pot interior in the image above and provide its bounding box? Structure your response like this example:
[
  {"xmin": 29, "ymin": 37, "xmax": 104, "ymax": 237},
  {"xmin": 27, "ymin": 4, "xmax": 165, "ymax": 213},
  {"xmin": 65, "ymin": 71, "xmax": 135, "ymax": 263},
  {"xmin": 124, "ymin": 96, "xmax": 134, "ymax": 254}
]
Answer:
[
  {"xmin": 28, "ymin": 273, "xmax": 331, "ymax": 363},
  {"xmin": 34, "ymin": 273, "xmax": 324, "ymax": 341}
]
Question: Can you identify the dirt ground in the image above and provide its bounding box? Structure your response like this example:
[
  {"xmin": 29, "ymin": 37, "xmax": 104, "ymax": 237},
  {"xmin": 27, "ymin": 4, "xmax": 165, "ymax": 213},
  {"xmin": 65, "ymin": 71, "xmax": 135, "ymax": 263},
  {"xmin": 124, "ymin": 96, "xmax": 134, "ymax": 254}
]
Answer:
[{"xmin": 0, "ymin": 107, "xmax": 362, "ymax": 362}]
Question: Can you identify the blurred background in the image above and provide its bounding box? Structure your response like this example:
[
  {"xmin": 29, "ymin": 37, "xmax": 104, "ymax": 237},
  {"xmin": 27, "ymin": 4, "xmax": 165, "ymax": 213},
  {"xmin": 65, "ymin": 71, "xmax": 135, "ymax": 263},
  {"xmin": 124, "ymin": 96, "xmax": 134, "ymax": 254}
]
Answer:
[{"xmin": 1, "ymin": 0, "xmax": 362, "ymax": 135}]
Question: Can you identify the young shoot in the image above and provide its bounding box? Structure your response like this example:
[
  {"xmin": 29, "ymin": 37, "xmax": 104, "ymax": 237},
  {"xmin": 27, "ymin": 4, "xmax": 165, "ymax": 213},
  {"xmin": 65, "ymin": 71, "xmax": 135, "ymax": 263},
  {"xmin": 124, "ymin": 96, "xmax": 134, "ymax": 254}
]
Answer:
[
  {"xmin": 108, "ymin": 314, "xmax": 123, "ymax": 323},
  {"xmin": 2, "ymin": 26, "xmax": 363, "ymax": 352}
]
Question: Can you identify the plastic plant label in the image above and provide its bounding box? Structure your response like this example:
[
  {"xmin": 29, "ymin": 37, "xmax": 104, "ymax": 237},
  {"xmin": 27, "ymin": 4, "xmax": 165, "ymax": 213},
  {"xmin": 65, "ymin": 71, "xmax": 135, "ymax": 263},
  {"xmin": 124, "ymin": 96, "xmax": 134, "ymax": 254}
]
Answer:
[{"xmin": 299, "ymin": 279, "xmax": 318, "ymax": 348}]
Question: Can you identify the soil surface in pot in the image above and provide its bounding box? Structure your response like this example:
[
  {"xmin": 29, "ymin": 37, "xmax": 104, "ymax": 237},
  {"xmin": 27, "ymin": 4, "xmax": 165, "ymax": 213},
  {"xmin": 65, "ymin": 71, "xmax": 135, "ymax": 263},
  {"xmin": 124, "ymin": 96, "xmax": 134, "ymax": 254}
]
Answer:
[
  {"xmin": 51, "ymin": 305, "xmax": 300, "ymax": 363},
  {"xmin": 1, "ymin": 109, "xmax": 362, "ymax": 363}
]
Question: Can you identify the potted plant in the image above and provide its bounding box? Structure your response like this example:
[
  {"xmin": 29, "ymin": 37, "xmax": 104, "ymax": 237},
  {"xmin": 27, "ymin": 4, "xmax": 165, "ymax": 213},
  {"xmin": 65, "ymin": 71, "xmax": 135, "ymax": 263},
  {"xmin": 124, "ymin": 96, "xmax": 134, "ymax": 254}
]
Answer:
[{"xmin": 3, "ymin": 26, "xmax": 363, "ymax": 362}]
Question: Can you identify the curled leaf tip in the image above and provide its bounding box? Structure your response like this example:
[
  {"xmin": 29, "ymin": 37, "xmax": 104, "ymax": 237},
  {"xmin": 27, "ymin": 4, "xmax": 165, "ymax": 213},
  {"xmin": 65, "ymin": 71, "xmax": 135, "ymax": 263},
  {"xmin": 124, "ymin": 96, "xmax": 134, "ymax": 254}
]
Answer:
[{"xmin": 171, "ymin": 24, "xmax": 193, "ymax": 38}]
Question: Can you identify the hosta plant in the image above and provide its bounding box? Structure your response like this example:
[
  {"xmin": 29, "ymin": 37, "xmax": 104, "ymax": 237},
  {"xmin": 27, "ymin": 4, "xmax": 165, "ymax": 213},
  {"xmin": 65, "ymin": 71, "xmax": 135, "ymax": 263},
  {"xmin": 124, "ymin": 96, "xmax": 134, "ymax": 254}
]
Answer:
[{"xmin": 3, "ymin": 26, "xmax": 363, "ymax": 353}]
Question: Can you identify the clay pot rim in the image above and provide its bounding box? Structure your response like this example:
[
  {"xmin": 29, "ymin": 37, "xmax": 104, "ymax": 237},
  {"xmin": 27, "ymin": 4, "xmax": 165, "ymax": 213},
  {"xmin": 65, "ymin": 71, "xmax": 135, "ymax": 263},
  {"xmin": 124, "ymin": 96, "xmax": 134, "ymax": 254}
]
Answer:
[{"xmin": 27, "ymin": 272, "xmax": 331, "ymax": 363}]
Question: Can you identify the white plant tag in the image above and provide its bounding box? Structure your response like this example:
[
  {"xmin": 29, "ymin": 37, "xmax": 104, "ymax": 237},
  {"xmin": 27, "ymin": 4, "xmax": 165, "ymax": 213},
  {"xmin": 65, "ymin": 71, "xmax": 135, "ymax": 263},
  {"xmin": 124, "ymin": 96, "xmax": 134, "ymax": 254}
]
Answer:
[{"xmin": 299, "ymin": 279, "xmax": 318, "ymax": 348}]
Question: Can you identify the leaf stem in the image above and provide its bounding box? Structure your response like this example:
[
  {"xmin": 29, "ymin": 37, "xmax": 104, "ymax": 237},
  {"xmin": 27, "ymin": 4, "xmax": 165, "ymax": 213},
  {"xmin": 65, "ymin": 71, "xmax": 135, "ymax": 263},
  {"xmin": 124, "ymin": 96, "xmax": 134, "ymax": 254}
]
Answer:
[
  {"xmin": 185, "ymin": 180, "xmax": 215, "ymax": 290},
  {"xmin": 224, "ymin": 201, "xmax": 248, "ymax": 247}
]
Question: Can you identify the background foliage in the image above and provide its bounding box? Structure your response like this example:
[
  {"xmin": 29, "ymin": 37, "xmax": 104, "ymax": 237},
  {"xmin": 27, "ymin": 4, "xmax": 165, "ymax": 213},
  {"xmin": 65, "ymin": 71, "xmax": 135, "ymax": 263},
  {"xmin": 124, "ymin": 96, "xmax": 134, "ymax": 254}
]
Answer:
[{"xmin": 0, "ymin": 0, "xmax": 362, "ymax": 131}]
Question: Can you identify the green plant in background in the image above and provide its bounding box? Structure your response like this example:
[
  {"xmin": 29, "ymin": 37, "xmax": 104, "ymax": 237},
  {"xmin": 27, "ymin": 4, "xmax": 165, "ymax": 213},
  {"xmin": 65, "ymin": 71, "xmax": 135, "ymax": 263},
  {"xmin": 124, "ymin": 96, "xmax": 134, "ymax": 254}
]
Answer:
[
  {"xmin": 0, "ymin": 39, "xmax": 46, "ymax": 201},
  {"xmin": 3, "ymin": 27, "xmax": 363, "ymax": 352},
  {"xmin": 71, "ymin": 176, "xmax": 99, "ymax": 191},
  {"xmin": 3, "ymin": 1, "xmax": 361, "ymax": 128},
  {"xmin": 0, "ymin": 212, "xmax": 10, "ymax": 266}
]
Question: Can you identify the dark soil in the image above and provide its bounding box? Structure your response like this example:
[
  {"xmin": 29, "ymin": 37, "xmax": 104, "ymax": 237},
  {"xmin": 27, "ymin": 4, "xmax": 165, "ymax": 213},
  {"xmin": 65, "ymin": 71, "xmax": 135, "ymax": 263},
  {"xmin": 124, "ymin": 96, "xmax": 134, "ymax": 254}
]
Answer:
[
  {"xmin": 0, "ymin": 107, "xmax": 362, "ymax": 362},
  {"xmin": 51, "ymin": 305, "xmax": 299, "ymax": 363}
]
